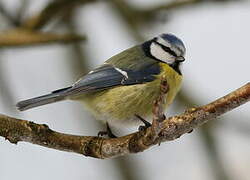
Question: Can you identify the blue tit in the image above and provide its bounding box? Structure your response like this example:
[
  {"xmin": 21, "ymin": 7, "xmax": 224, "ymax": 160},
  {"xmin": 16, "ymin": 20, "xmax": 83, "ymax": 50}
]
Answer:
[{"xmin": 16, "ymin": 33, "xmax": 186, "ymax": 128}]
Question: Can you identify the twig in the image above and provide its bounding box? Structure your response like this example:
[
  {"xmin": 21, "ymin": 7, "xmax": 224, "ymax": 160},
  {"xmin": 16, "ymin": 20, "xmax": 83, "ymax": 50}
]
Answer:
[
  {"xmin": 142, "ymin": 0, "xmax": 240, "ymax": 15},
  {"xmin": 0, "ymin": 29, "xmax": 85, "ymax": 47},
  {"xmin": 22, "ymin": 0, "xmax": 97, "ymax": 30},
  {"xmin": 108, "ymin": 0, "xmax": 198, "ymax": 41},
  {"xmin": 143, "ymin": 0, "xmax": 200, "ymax": 15},
  {"xmin": 0, "ymin": 82, "xmax": 249, "ymax": 159},
  {"xmin": 151, "ymin": 77, "xmax": 169, "ymax": 141}
]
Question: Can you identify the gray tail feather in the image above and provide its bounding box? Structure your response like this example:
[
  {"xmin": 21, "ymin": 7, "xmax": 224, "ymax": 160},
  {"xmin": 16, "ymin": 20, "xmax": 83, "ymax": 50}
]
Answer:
[{"xmin": 16, "ymin": 93, "xmax": 66, "ymax": 111}]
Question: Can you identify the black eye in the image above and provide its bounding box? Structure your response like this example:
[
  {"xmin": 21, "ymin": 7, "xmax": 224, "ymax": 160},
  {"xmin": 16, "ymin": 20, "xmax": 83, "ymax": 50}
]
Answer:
[{"xmin": 153, "ymin": 41, "xmax": 177, "ymax": 57}]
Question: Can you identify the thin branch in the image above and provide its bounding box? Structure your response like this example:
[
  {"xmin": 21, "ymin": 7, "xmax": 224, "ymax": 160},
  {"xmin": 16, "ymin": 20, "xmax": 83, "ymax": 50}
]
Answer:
[
  {"xmin": 143, "ymin": 0, "xmax": 242, "ymax": 15},
  {"xmin": 144, "ymin": 0, "xmax": 200, "ymax": 13},
  {"xmin": 0, "ymin": 29, "xmax": 85, "ymax": 47},
  {"xmin": 22, "ymin": 0, "xmax": 97, "ymax": 30},
  {"xmin": 20, "ymin": 0, "xmax": 239, "ymax": 31},
  {"xmin": 0, "ymin": 82, "xmax": 249, "ymax": 159},
  {"xmin": 140, "ymin": 0, "xmax": 237, "ymax": 15},
  {"xmin": 108, "ymin": 0, "xmax": 241, "ymax": 41}
]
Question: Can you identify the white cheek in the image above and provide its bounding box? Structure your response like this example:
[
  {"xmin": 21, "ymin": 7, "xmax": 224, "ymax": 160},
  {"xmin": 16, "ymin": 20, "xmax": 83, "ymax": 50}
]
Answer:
[{"xmin": 150, "ymin": 43, "xmax": 174, "ymax": 63}]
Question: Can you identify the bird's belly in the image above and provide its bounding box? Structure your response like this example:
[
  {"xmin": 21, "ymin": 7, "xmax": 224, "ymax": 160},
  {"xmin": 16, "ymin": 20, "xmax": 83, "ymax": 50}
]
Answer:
[
  {"xmin": 80, "ymin": 84, "xmax": 157, "ymax": 126},
  {"xmin": 79, "ymin": 70, "xmax": 182, "ymax": 127}
]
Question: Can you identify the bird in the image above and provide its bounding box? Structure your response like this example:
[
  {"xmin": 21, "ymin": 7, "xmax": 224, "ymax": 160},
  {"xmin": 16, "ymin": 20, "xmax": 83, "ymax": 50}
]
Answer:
[{"xmin": 16, "ymin": 33, "xmax": 186, "ymax": 137}]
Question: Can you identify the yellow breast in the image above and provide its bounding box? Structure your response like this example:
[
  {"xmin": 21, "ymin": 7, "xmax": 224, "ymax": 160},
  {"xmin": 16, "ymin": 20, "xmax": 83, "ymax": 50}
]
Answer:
[{"xmin": 80, "ymin": 63, "xmax": 182, "ymax": 126}]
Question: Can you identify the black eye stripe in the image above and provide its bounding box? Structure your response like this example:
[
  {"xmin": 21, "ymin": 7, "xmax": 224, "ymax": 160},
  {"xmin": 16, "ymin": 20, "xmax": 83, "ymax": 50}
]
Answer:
[{"xmin": 153, "ymin": 40, "xmax": 177, "ymax": 57}]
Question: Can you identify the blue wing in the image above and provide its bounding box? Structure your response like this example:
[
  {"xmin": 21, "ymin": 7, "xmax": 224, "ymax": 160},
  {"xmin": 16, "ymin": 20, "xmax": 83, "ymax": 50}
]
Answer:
[{"xmin": 59, "ymin": 62, "xmax": 160, "ymax": 97}]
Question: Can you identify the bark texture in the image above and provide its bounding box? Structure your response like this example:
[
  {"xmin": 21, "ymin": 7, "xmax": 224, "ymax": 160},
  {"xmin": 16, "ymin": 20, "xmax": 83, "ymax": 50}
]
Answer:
[{"xmin": 0, "ymin": 82, "xmax": 249, "ymax": 159}]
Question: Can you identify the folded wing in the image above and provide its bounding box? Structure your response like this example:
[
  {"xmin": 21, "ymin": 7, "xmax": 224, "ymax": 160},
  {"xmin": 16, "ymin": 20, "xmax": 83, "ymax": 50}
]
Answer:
[
  {"xmin": 61, "ymin": 63, "xmax": 160, "ymax": 96},
  {"xmin": 17, "ymin": 61, "xmax": 160, "ymax": 111}
]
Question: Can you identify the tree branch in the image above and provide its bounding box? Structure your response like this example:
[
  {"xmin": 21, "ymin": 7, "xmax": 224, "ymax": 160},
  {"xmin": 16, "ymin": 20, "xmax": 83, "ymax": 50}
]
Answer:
[
  {"xmin": 0, "ymin": 29, "xmax": 85, "ymax": 47},
  {"xmin": 0, "ymin": 82, "xmax": 249, "ymax": 159}
]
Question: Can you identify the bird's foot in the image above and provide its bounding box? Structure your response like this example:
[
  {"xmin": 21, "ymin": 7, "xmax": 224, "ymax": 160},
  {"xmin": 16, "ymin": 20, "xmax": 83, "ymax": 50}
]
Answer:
[
  {"xmin": 135, "ymin": 114, "xmax": 151, "ymax": 131},
  {"xmin": 98, "ymin": 122, "xmax": 117, "ymax": 138}
]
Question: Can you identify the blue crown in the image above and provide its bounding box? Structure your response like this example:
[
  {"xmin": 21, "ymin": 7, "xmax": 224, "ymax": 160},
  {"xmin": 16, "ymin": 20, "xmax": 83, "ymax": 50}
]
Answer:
[{"xmin": 161, "ymin": 33, "xmax": 186, "ymax": 53}]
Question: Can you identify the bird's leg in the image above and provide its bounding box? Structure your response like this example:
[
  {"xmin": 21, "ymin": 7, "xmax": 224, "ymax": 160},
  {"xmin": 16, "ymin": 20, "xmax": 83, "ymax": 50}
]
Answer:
[
  {"xmin": 98, "ymin": 122, "xmax": 117, "ymax": 138},
  {"xmin": 135, "ymin": 114, "xmax": 151, "ymax": 131}
]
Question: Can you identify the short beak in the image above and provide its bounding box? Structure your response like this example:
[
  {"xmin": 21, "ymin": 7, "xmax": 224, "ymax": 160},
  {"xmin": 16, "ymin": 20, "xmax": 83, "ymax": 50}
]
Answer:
[{"xmin": 176, "ymin": 56, "xmax": 185, "ymax": 62}]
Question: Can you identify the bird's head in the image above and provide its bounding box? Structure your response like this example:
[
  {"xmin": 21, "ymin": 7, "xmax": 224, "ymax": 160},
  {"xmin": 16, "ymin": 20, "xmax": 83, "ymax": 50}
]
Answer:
[{"xmin": 142, "ymin": 33, "xmax": 186, "ymax": 65}]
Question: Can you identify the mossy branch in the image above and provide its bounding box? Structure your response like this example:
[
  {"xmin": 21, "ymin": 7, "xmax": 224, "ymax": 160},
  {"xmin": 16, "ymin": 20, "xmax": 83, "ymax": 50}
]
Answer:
[{"xmin": 0, "ymin": 82, "xmax": 249, "ymax": 159}]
